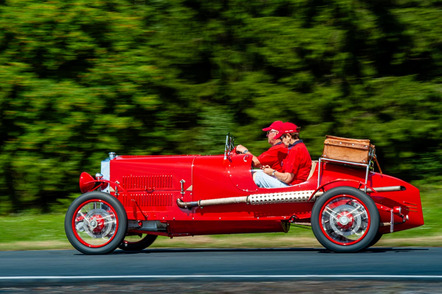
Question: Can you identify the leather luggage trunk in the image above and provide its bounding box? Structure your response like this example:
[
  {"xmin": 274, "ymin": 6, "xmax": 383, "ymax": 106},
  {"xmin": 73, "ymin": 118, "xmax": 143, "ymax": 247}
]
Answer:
[{"xmin": 322, "ymin": 135, "xmax": 374, "ymax": 164}]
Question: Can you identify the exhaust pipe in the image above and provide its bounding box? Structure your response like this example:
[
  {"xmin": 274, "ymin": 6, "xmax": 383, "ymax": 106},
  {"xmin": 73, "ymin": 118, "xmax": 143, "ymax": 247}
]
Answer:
[
  {"xmin": 177, "ymin": 190, "xmax": 320, "ymax": 209},
  {"xmin": 176, "ymin": 185, "xmax": 404, "ymax": 209}
]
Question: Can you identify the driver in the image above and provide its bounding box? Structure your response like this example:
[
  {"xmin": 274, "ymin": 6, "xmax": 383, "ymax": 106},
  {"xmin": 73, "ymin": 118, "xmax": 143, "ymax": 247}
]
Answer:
[
  {"xmin": 253, "ymin": 122, "xmax": 312, "ymax": 188},
  {"xmin": 236, "ymin": 121, "xmax": 288, "ymax": 172}
]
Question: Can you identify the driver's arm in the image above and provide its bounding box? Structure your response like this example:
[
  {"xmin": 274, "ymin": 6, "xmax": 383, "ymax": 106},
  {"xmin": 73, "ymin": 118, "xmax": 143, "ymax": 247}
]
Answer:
[{"xmin": 236, "ymin": 145, "xmax": 262, "ymax": 168}]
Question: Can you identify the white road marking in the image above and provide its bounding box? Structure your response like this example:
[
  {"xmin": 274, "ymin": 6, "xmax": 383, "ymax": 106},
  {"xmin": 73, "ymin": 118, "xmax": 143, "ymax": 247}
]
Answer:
[{"xmin": 1, "ymin": 275, "xmax": 442, "ymax": 280}]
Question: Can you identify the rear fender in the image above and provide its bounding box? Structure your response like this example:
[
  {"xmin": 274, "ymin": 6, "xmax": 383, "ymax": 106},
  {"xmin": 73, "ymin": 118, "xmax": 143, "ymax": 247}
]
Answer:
[{"xmin": 308, "ymin": 178, "xmax": 367, "ymax": 201}]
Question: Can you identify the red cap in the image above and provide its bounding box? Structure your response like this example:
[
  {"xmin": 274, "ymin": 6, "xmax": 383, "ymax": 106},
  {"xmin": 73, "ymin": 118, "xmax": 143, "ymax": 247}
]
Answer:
[
  {"xmin": 274, "ymin": 122, "xmax": 299, "ymax": 139},
  {"xmin": 262, "ymin": 121, "xmax": 284, "ymax": 132}
]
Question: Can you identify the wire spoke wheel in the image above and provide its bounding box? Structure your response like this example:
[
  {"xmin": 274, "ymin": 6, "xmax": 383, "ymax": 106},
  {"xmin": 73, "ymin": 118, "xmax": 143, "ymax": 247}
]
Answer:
[
  {"xmin": 73, "ymin": 200, "xmax": 118, "ymax": 247},
  {"xmin": 312, "ymin": 187, "xmax": 380, "ymax": 253},
  {"xmin": 320, "ymin": 197, "xmax": 369, "ymax": 245},
  {"xmin": 65, "ymin": 192, "xmax": 127, "ymax": 255}
]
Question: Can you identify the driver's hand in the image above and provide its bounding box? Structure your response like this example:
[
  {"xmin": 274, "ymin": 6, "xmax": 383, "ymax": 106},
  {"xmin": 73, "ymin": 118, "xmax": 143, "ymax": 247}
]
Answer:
[
  {"xmin": 236, "ymin": 144, "xmax": 247, "ymax": 154},
  {"xmin": 262, "ymin": 166, "xmax": 273, "ymax": 176}
]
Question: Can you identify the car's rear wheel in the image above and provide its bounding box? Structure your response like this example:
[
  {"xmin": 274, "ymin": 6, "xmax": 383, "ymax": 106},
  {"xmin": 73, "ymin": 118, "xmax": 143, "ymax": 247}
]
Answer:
[
  {"xmin": 65, "ymin": 192, "xmax": 127, "ymax": 255},
  {"xmin": 311, "ymin": 187, "xmax": 379, "ymax": 253},
  {"xmin": 119, "ymin": 234, "xmax": 158, "ymax": 251}
]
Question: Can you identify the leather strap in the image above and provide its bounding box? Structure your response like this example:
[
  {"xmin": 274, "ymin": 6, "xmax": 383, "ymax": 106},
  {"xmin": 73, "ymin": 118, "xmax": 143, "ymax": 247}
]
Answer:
[{"xmin": 373, "ymin": 155, "xmax": 383, "ymax": 174}]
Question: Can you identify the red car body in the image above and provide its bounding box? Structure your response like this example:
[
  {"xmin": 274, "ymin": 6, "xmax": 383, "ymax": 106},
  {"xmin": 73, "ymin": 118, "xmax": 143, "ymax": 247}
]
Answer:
[{"xmin": 65, "ymin": 137, "xmax": 424, "ymax": 254}]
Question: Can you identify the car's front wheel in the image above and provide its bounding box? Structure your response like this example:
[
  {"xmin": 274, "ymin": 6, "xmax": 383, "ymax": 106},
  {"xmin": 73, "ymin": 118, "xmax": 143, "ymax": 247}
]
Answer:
[
  {"xmin": 311, "ymin": 187, "xmax": 380, "ymax": 253},
  {"xmin": 65, "ymin": 192, "xmax": 127, "ymax": 255}
]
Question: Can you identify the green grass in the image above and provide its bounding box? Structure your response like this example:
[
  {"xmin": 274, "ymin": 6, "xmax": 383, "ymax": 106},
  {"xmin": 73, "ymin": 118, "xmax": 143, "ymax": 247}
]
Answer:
[{"xmin": 0, "ymin": 180, "xmax": 440, "ymax": 251}]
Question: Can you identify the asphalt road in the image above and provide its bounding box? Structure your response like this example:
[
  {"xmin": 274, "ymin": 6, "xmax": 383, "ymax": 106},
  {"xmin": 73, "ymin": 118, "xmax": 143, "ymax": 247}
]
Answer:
[{"xmin": 1, "ymin": 247, "xmax": 441, "ymax": 293}]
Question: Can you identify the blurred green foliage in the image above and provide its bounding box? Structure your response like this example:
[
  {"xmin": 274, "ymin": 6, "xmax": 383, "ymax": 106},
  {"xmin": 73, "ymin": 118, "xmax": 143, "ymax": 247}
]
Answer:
[{"xmin": 0, "ymin": 0, "xmax": 440, "ymax": 213}]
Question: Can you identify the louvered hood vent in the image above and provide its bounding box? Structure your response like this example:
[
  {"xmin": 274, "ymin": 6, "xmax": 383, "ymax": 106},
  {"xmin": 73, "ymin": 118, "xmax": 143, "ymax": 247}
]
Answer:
[{"xmin": 122, "ymin": 175, "xmax": 174, "ymax": 190}]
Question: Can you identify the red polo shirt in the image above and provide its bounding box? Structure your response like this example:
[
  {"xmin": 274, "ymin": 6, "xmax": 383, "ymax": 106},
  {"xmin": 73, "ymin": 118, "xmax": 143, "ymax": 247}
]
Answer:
[
  {"xmin": 257, "ymin": 142, "xmax": 288, "ymax": 172},
  {"xmin": 282, "ymin": 140, "xmax": 312, "ymax": 185}
]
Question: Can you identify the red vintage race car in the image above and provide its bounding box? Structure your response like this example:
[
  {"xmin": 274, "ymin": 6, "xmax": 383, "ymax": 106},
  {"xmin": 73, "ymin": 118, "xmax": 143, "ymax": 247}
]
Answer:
[{"xmin": 64, "ymin": 134, "xmax": 424, "ymax": 254}]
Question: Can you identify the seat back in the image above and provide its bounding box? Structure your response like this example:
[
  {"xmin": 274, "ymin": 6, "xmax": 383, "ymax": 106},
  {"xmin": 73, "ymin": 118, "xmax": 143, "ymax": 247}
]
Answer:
[{"xmin": 307, "ymin": 160, "xmax": 317, "ymax": 180}]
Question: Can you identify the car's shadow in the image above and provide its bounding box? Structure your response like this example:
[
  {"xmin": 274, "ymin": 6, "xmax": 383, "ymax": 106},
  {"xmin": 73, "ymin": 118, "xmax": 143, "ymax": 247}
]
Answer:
[{"xmin": 110, "ymin": 246, "xmax": 429, "ymax": 255}]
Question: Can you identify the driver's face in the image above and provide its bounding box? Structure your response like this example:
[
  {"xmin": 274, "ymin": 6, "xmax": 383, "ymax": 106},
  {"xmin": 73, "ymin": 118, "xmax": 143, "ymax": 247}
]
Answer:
[{"xmin": 266, "ymin": 129, "xmax": 279, "ymax": 145}]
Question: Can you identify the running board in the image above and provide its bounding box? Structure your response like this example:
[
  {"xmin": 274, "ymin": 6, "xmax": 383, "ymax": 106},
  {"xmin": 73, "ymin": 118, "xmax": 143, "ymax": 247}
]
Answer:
[{"xmin": 127, "ymin": 220, "xmax": 168, "ymax": 232}]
